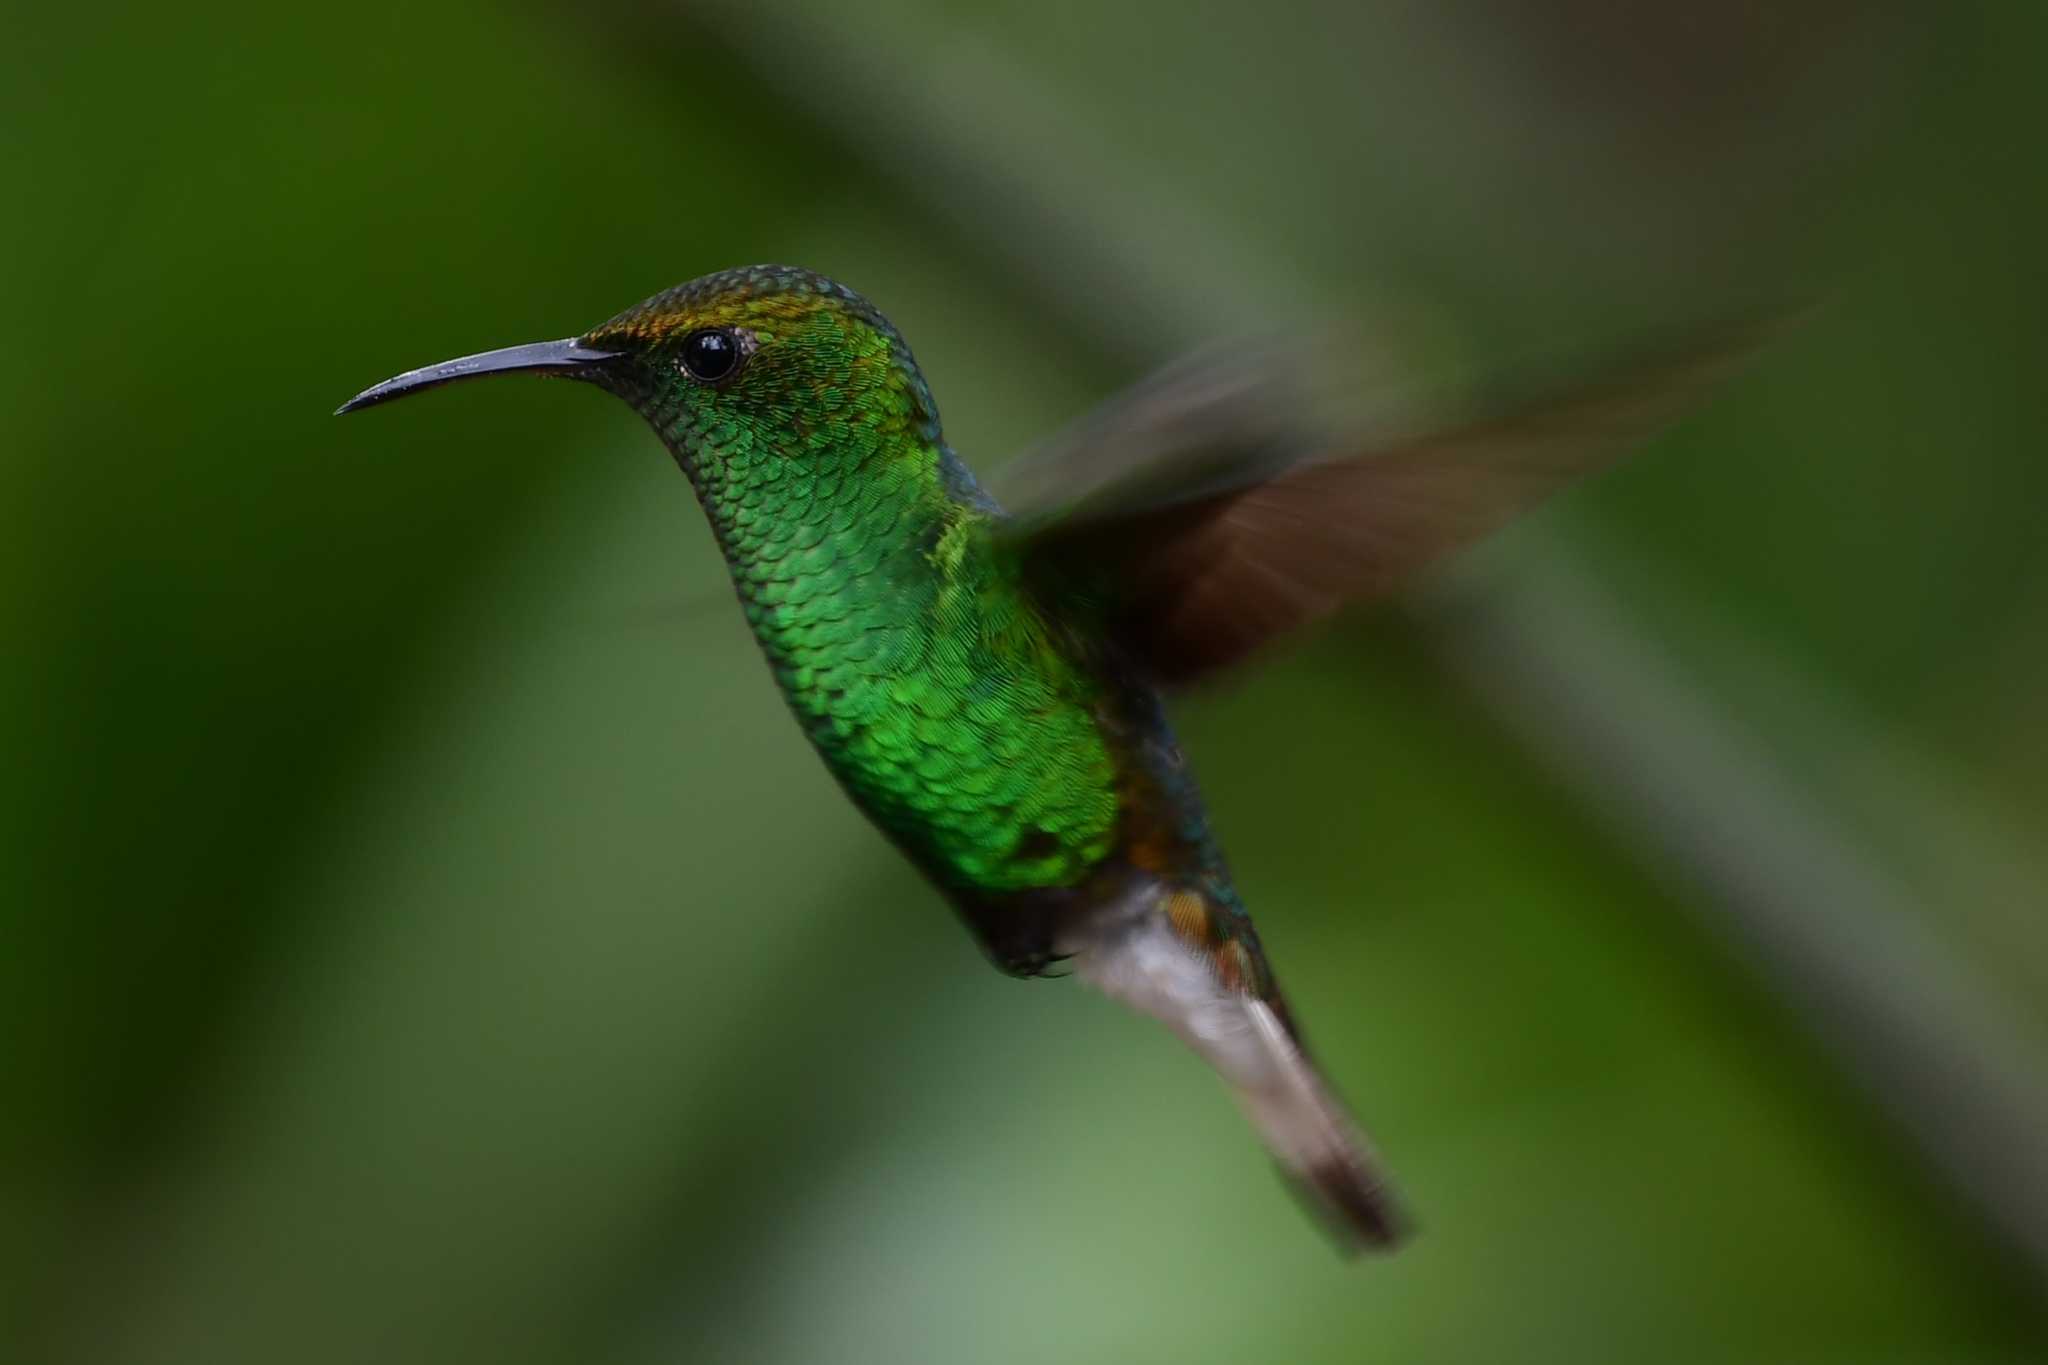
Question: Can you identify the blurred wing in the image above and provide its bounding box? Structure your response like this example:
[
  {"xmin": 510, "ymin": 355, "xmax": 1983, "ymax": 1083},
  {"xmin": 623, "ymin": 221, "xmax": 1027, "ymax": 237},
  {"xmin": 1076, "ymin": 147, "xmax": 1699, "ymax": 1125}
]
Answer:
[
  {"xmin": 989, "ymin": 334, "xmax": 1354, "ymax": 529},
  {"xmin": 1001, "ymin": 320, "xmax": 1776, "ymax": 686}
]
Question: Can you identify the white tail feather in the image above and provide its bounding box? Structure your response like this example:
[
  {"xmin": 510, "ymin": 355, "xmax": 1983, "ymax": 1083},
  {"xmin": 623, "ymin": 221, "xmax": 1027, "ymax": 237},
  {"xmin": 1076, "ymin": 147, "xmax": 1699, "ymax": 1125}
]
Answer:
[{"xmin": 1073, "ymin": 916, "xmax": 1404, "ymax": 1252}]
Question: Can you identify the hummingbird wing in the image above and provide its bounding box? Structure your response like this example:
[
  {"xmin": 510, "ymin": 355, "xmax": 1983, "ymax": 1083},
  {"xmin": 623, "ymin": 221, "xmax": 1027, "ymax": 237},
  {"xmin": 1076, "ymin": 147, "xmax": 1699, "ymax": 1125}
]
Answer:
[{"xmin": 994, "ymin": 317, "xmax": 1779, "ymax": 687}]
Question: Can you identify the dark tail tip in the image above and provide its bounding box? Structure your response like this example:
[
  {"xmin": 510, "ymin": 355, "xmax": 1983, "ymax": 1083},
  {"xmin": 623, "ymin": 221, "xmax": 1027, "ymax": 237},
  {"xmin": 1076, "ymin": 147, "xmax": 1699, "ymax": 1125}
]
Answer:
[{"xmin": 1285, "ymin": 1160, "xmax": 1411, "ymax": 1256}]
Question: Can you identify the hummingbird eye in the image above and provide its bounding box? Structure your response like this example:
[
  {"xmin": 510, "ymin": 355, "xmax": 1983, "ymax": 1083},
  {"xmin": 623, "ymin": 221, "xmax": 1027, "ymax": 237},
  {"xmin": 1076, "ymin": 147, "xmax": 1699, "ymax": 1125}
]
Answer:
[{"xmin": 678, "ymin": 328, "xmax": 742, "ymax": 384}]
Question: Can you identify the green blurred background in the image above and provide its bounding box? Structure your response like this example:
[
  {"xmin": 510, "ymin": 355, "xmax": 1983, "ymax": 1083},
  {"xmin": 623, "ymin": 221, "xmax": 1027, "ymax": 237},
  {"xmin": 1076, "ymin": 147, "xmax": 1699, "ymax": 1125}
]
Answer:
[{"xmin": 6, "ymin": 3, "xmax": 2046, "ymax": 1362}]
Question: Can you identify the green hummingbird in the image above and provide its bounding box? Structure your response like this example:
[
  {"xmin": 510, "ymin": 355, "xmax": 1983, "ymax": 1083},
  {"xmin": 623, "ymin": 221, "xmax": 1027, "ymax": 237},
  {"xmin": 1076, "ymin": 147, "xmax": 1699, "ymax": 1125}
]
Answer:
[{"xmin": 340, "ymin": 265, "xmax": 1751, "ymax": 1253}]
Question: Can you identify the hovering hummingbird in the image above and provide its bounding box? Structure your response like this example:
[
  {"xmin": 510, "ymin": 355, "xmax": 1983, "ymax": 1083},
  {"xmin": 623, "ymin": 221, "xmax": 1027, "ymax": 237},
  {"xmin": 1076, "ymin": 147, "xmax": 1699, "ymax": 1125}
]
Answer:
[{"xmin": 340, "ymin": 265, "xmax": 1753, "ymax": 1253}]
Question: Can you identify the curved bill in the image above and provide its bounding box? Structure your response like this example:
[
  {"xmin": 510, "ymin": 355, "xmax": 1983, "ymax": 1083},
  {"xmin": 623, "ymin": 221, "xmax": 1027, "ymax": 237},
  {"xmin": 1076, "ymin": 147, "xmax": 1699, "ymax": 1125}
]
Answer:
[{"xmin": 335, "ymin": 338, "xmax": 620, "ymax": 415}]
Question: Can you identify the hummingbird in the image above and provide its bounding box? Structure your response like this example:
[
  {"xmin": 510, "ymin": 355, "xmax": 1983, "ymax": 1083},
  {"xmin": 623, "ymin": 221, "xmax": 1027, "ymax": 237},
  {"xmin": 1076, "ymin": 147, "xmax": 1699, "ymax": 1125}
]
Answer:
[{"xmin": 340, "ymin": 265, "xmax": 1753, "ymax": 1253}]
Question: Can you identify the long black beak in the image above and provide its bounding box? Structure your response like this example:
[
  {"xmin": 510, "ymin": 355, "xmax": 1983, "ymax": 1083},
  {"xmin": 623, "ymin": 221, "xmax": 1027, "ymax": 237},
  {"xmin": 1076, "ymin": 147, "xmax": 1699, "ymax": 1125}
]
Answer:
[{"xmin": 335, "ymin": 338, "xmax": 620, "ymax": 415}]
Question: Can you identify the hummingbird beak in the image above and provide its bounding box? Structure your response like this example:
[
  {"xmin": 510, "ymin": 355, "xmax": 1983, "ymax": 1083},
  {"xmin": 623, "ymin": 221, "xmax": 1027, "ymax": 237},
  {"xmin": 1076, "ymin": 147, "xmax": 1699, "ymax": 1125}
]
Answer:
[{"xmin": 335, "ymin": 338, "xmax": 621, "ymax": 415}]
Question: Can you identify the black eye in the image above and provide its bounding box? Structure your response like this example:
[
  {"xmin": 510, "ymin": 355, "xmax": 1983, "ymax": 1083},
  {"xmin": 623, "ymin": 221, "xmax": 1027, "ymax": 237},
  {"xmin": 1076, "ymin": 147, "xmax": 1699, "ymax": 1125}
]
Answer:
[{"xmin": 679, "ymin": 328, "xmax": 741, "ymax": 383}]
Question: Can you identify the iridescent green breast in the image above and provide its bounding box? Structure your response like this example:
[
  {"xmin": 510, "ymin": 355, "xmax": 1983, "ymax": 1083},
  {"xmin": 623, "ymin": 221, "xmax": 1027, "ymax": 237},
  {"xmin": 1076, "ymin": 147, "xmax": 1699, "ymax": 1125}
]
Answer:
[
  {"xmin": 748, "ymin": 486, "xmax": 1121, "ymax": 892},
  {"xmin": 618, "ymin": 296, "xmax": 1122, "ymax": 893},
  {"xmin": 712, "ymin": 450, "xmax": 1121, "ymax": 891}
]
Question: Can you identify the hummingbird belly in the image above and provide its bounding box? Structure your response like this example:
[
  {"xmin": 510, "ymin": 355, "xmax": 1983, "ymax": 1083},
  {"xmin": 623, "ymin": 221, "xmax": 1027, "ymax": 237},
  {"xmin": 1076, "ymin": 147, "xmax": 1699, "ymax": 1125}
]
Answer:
[{"xmin": 744, "ymin": 529, "xmax": 1129, "ymax": 902}]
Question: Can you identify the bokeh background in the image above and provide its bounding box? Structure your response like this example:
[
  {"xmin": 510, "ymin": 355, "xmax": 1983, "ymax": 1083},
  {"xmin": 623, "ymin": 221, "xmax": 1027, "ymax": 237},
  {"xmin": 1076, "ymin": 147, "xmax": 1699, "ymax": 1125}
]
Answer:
[{"xmin": 6, "ymin": 3, "xmax": 2046, "ymax": 1362}]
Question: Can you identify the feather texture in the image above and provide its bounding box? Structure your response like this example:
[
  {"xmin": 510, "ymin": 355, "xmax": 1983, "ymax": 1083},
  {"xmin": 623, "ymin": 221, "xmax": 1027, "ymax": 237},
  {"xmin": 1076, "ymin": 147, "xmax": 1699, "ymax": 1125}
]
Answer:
[{"xmin": 1003, "ymin": 318, "xmax": 1779, "ymax": 684}]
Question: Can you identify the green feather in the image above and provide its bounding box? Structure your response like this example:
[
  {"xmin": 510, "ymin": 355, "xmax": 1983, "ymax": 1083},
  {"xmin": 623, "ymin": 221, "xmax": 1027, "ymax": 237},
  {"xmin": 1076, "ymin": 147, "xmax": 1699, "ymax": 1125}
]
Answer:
[{"xmin": 602, "ymin": 271, "xmax": 1121, "ymax": 893}]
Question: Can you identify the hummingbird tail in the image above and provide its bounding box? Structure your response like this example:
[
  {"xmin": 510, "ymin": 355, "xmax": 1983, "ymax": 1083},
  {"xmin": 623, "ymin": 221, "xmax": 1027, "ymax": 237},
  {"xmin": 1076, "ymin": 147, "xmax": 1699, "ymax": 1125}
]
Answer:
[
  {"xmin": 1073, "ymin": 912, "xmax": 1406, "ymax": 1254},
  {"xmin": 1231, "ymin": 995, "xmax": 1405, "ymax": 1253}
]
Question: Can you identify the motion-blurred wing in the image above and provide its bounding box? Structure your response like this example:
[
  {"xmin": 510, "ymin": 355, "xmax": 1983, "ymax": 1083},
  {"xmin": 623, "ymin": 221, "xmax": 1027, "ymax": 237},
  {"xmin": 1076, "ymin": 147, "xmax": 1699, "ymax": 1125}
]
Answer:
[{"xmin": 998, "ymin": 321, "xmax": 1773, "ymax": 687}]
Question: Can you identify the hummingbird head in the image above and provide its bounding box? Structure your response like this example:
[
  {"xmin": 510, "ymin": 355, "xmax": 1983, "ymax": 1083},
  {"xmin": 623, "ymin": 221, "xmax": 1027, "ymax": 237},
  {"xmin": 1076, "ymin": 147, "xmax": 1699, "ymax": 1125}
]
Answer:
[{"xmin": 338, "ymin": 265, "xmax": 945, "ymax": 479}]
